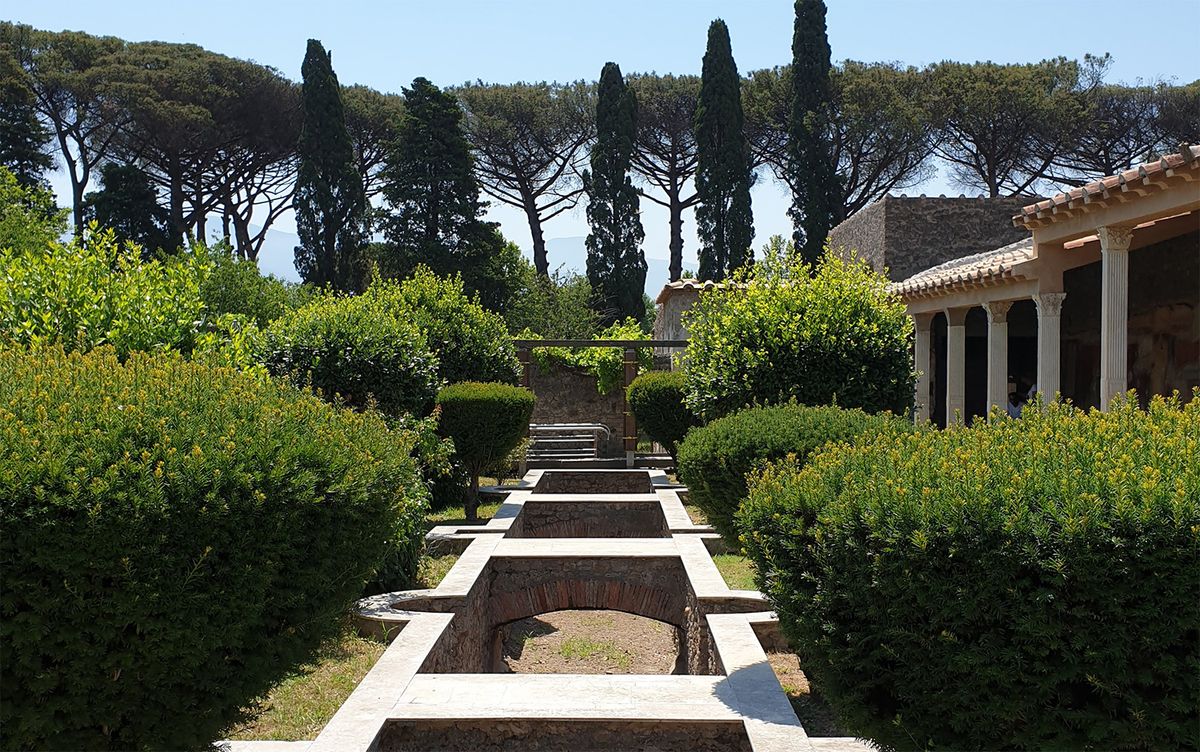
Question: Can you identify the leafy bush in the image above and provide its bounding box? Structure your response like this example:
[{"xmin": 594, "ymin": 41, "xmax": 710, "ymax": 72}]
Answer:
[
  {"xmin": 260, "ymin": 290, "xmax": 442, "ymax": 418},
  {"xmin": 436, "ymin": 381, "xmax": 535, "ymax": 521},
  {"xmin": 200, "ymin": 248, "xmax": 314, "ymax": 328},
  {"xmin": 0, "ymin": 166, "xmax": 67, "ymax": 256},
  {"xmin": 529, "ymin": 318, "xmax": 652, "ymax": 395},
  {"xmin": 0, "ymin": 346, "xmax": 428, "ymax": 750},
  {"xmin": 683, "ymin": 242, "xmax": 914, "ymax": 419},
  {"xmin": 504, "ymin": 261, "xmax": 600, "ymax": 339},
  {"xmin": 677, "ymin": 403, "xmax": 907, "ymax": 542},
  {"xmin": 369, "ymin": 267, "xmax": 520, "ymax": 385},
  {"xmin": 0, "ymin": 225, "xmax": 209, "ymax": 356},
  {"xmin": 627, "ymin": 370, "xmax": 697, "ymax": 459},
  {"xmin": 739, "ymin": 396, "xmax": 1200, "ymax": 750}
]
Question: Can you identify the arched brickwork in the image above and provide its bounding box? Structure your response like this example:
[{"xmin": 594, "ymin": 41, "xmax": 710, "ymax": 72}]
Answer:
[{"xmin": 489, "ymin": 579, "xmax": 684, "ymax": 628}]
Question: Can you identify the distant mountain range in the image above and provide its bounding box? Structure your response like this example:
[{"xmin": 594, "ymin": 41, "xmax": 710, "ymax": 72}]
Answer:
[{"xmin": 253, "ymin": 228, "xmax": 694, "ymax": 296}]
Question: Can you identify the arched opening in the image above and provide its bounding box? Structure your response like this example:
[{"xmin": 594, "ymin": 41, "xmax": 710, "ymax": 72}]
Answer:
[{"xmin": 494, "ymin": 609, "xmax": 685, "ymax": 674}]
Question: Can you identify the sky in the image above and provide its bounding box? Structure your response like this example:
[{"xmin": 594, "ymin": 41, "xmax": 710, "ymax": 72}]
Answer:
[{"xmin": 10, "ymin": 0, "xmax": 1200, "ymax": 289}]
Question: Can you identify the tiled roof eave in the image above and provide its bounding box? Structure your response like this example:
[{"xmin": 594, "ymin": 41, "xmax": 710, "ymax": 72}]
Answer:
[{"xmin": 890, "ymin": 268, "xmax": 1030, "ymax": 301}]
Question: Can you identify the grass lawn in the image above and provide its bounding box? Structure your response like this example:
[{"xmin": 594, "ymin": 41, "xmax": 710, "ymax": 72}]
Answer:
[
  {"xmin": 426, "ymin": 500, "xmax": 503, "ymax": 527},
  {"xmin": 416, "ymin": 553, "xmax": 459, "ymax": 589},
  {"xmin": 225, "ymin": 630, "xmax": 385, "ymax": 741},
  {"xmin": 683, "ymin": 504, "xmax": 707, "ymax": 525},
  {"xmin": 712, "ymin": 553, "xmax": 757, "ymax": 590}
]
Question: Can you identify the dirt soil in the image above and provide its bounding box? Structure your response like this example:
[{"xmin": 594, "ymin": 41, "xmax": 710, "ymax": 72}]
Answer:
[
  {"xmin": 766, "ymin": 651, "xmax": 848, "ymax": 737},
  {"xmin": 500, "ymin": 610, "xmax": 679, "ymax": 674}
]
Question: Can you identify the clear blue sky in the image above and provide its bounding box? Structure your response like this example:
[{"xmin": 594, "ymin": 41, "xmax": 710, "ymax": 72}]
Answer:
[{"xmin": 10, "ymin": 1, "xmax": 1199, "ymax": 287}]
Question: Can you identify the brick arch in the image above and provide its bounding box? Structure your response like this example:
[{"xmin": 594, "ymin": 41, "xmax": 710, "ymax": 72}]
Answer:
[{"xmin": 489, "ymin": 579, "xmax": 685, "ymax": 628}]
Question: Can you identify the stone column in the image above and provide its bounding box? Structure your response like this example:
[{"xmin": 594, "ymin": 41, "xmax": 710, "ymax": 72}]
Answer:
[
  {"xmin": 1034, "ymin": 292, "xmax": 1067, "ymax": 401},
  {"xmin": 912, "ymin": 313, "xmax": 935, "ymax": 423},
  {"xmin": 1098, "ymin": 225, "xmax": 1134, "ymax": 409},
  {"xmin": 982, "ymin": 301, "xmax": 1013, "ymax": 415},
  {"xmin": 944, "ymin": 307, "xmax": 970, "ymax": 425},
  {"xmin": 623, "ymin": 347, "xmax": 639, "ymax": 468}
]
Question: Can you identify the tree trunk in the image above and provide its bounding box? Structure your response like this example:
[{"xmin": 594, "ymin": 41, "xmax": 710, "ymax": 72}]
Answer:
[
  {"xmin": 466, "ymin": 474, "xmax": 481, "ymax": 523},
  {"xmin": 523, "ymin": 196, "xmax": 549, "ymax": 276},
  {"xmin": 668, "ymin": 193, "xmax": 684, "ymax": 282}
]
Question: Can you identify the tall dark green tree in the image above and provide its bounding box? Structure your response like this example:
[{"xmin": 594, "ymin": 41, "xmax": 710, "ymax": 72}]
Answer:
[
  {"xmin": 82, "ymin": 163, "xmax": 178, "ymax": 254},
  {"xmin": 788, "ymin": 0, "xmax": 840, "ymax": 265},
  {"xmin": 693, "ymin": 20, "xmax": 754, "ymax": 282},
  {"xmin": 380, "ymin": 77, "xmax": 515, "ymax": 309},
  {"xmin": 293, "ymin": 39, "xmax": 366, "ymax": 291},
  {"xmin": 583, "ymin": 62, "xmax": 646, "ymax": 326},
  {"xmin": 0, "ymin": 48, "xmax": 52, "ymax": 188}
]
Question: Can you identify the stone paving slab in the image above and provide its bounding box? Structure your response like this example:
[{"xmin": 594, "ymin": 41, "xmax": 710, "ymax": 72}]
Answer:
[
  {"xmin": 393, "ymin": 674, "xmax": 743, "ymax": 721},
  {"xmin": 490, "ymin": 537, "xmax": 680, "ymax": 558},
  {"xmin": 221, "ymin": 741, "xmax": 312, "ymax": 752}
]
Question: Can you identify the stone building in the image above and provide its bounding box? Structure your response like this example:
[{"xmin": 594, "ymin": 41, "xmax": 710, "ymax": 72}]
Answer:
[
  {"xmin": 828, "ymin": 195, "xmax": 1037, "ymax": 282},
  {"xmin": 893, "ymin": 146, "xmax": 1200, "ymax": 427}
]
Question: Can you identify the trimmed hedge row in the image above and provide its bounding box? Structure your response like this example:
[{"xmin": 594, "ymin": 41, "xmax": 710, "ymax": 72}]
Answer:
[
  {"xmin": 739, "ymin": 396, "xmax": 1200, "ymax": 750},
  {"xmin": 436, "ymin": 381, "xmax": 535, "ymax": 521},
  {"xmin": 627, "ymin": 370, "xmax": 697, "ymax": 459},
  {"xmin": 676, "ymin": 403, "xmax": 908, "ymax": 542},
  {"xmin": 0, "ymin": 347, "xmax": 429, "ymax": 750}
]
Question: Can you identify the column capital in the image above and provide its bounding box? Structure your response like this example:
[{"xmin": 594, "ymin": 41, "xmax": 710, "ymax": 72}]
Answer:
[
  {"xmin": 982, "ymin": 300, "xmax": 1014, "ymax": 323},
  {"xmin": 1034, "ymin": 292, "xmax": 1067, "ymax": 318},
  {"xmin": 1098, "ymin": 224, "xmax": 1135, "ymax": 252},
  {"xmin": 944, "ymin": 306, "xmax": 971, "ymax": 326}
]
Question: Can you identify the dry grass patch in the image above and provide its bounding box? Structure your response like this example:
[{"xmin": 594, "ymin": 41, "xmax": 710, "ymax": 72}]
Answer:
[
  {"xmin": 766, "ymin": 651, "xmax": 847, "ymax": 737},
  {"xmin": 225, "ymin": 630, "xmax": 386, "ymax": 741}
]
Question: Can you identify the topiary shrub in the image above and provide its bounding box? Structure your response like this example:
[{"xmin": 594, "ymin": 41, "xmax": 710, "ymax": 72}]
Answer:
[
  {"xmin": 683, "ymin": 241, "xmax": 914, "ymax": 420},
  {"xmin": 627, "ymin": 370, "xmax": 698, "ymax": 460},
  {"xmin": 260, "ymin": 289, "xmax": 442, "ymax": 418},
  {"xmin": 676, "ymin": 403, "xmax": 907, "ymax": 542},
  {"xmin": 0, "ymin": 346, "xmax": 429, "ymax": 751},
  {"xmin": 369, "ymin": 266, "xmax": 520, "ymax": 385},
  {"xmin": 436, "ymin": 381, "xmax": 535, "ymax": 521},
  {"xmin": 738, "ymin": 396, "xmax": 1200, "ymax": 750}
]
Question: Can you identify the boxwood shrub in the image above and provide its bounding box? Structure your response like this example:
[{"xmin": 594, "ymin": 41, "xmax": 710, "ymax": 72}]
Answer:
[
  {"xmin": 676, "ymin": 403, "xmax": 907, "ymax": 542},
  {"xmin": 260, "ymin": 289, "xmax": 442, "ymax": 418},
  {"xmin": 0, "ymin": 346, "xmax": 429, "ymax": 751},
  {"xmin": 738, "ymin": 396, "xmax": 1200, "ymax": 750},
  {"xmin": 627, "ymin": 370, "xmax": 698, "ymax": 460},
  {"xmin": 682, "ymin": 250, "xmax": 914, "ymax": 420},
  {"xmin": 370, "ymin": 267, "xmax": 520, "ymax": 385},
  {"xmin": 436, "ymin": 382, "xmax": 535, "ymax": 521}
]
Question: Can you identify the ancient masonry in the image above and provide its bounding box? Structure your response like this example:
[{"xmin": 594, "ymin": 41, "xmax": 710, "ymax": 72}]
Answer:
[{"xmin": 227, "ymin": 469, "xmax": 866, "ymax": 751}]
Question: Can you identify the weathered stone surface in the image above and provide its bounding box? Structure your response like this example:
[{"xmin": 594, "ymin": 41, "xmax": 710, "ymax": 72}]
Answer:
[
  {"xmin": 377, "ymin": 718, "xmax": 752, "ymax": 751},
  {"xmin": 828, "ymin": 196, "xmax": 1037, "ymax": 283},
  {"xmin": 527, "ymin": 363, "xmax": 626, "ymax": 457},
  {"xmin": 533, "ymin": 469, "xmax": 655, "ymax": 494}
]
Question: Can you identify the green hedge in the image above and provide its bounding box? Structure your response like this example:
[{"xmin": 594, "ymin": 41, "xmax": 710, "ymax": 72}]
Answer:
[
  {"xmin": 260, "ymin": 290, "xmax": 442, "ymax": 418},
  {"xmin": 200, "ymin": 249, "xmax": 314, "ymax": 328},
  {"xmin": 683, "ymin": 249, "xmax": 914, "ymax": 420},
  {"xmin": 739, "ymin": 396, "xmax": 1200, "ymax": 750},
  {"xmin": 436, "ymin": 381, "xmax": 534, "ymax": 521},
  {"xmin": 627, "ymin": 370, "xmax": 697, "ymax": 458},
  {"xmin": 370, "ymin": 267, "xmax": 520, "ymax": 385},
  {"xmin": 677, "ymin": 403, "xmax": 907, "ymax": 542},
  {"xmin": 0, "ymin": 347, "xmax": 428, "ymax": 750}
]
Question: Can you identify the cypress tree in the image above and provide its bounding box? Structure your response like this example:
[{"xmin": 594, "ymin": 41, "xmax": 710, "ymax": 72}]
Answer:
[
  {"xmin": 694, "ymin": 19, "xmax": 754, "ymax": 282},
  {"xmin": 583, "ymin": 62, "xmax": 646, "ymax": 326},
  {"xmin": 293, "ymin": 39, "xmax": 367, "ymax": 291},
  {"xmin": 788, "ymin": 0, "xmax": 841, "ymax": 266},
  {"xmin": 380, "ymin": 77, "xmax": 514, "ymax": 309}
]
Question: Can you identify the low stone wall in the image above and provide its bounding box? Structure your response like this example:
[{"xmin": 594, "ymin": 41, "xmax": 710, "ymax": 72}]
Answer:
[
  {"xmin": 527, "ymin": 362, "xmax": 625, "ymax": 457},
  {"xmin": 376, "ymin": 719, "xmax": 752, "ymax": 752},
  {"xmin": 509, "ymin": 501, "xmax": 668, "ymax": 538},
  {"xmin": 532, "ymin": 470, "xmax": 654, "ymax": 494}
]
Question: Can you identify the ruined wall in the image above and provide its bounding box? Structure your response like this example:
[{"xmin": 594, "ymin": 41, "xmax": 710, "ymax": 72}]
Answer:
[
  {"xmin": 377, "ymin": 719, "xmax": 752, "ymax": 752},
  {"xmin": 829, "ymin": 195, "xmax": 1036, "ymax": 282},
  {"xmin": 527, "ymin": 362, "xmax": 625, "ymax": 456},
  {"xmin": 511, "ymin": 501, "xmax": 669, "ymax": 538}
]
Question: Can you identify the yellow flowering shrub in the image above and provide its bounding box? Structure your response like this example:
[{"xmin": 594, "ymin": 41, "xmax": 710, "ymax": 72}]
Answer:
[
  {"xmin": 739, "ymin": 395, "xmax": 1200, "ymax": 750},
  {"xmin": 0, "ymin": 347, "xmax": 428, "ymax": 750}
]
